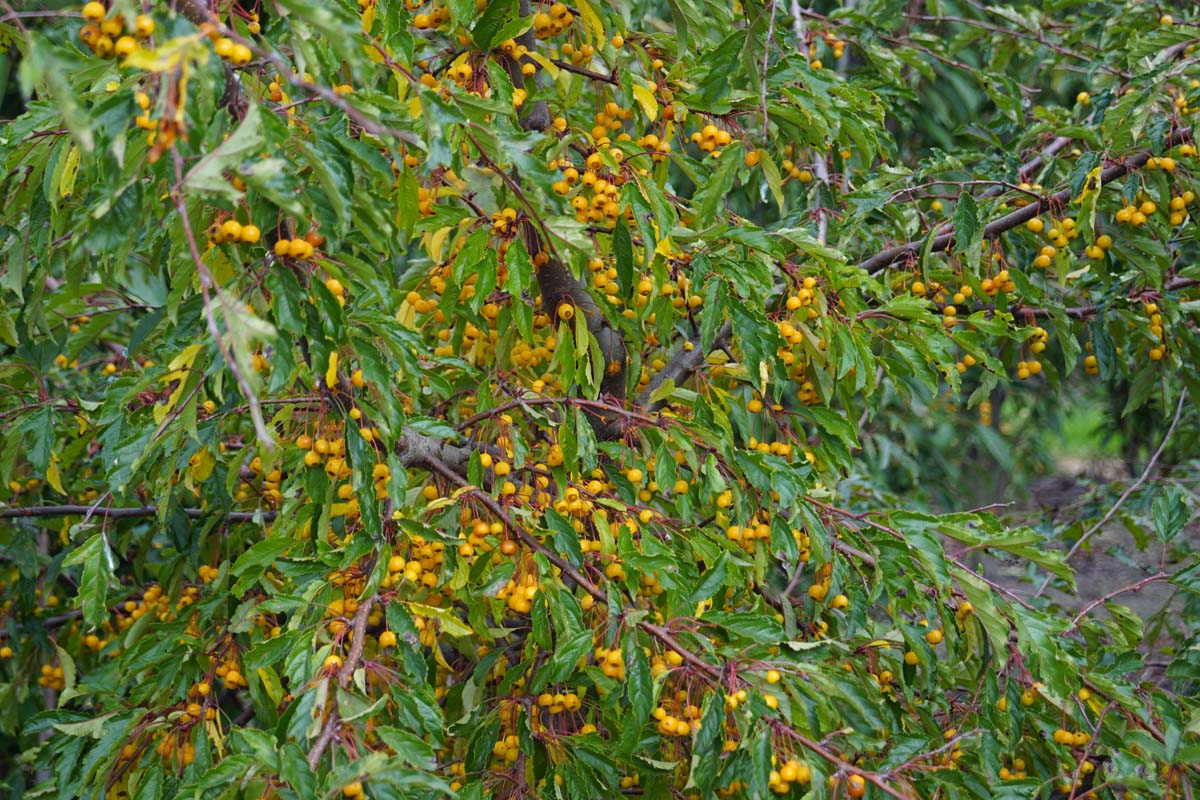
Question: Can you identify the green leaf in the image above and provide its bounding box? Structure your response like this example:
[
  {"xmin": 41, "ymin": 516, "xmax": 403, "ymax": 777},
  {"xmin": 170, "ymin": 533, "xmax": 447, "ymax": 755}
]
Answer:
[
  {"xmin": 953, "ymin": 191, "xmax": 980, "ymax": 255},
  {"xmin": 63, "ymin": 532, "xmax": 118, "ymax": 629},
  {"xmin": 1152, "ymin": 487, "xmax": 1188, "ymax": 543},
  {"xmin": 472, "ymin": 0, "xmax": 517, "ymax": 50},
  {"xmin": 530, "ymin": 630, "xmax": 592, "ymax": 692},
  {"xmin": 691, "ymin": 146, "xmax": 741, "ymax": 226},
  {"xmin": 613, "ymin": 216, "xmax": 634, "ymax": 302},
  {"xmin": 184, "ymin": 104, "xmax": 265, "ymax": 203}
]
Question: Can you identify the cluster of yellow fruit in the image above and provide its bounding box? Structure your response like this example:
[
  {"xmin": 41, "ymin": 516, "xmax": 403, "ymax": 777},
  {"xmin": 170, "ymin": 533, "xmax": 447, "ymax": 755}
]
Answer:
[
  {"xmin": 807, "ymin": 562, "xmax": 834, "ymax": 602},
  {"xmin": 231, "ymin": 456, "xmax": 283, "ymax": 506},
  {"xmin": 508, "ymin": 328, "xmax": 557, "ymax": 369},
  {"xmin": 536, "ymin": 689, "xmax": 583, "ymax": 715},
  {"xmin": 556, "ymin": 40, "xmax": 601, "ymax": 66},
  {"xmin": 556, "ymin": 155, "xmax": 630, "ymax": 227},
  {"xmin": 82, "ymin": 631, "xmax": 107, "ymax": 652},
  {"xmin": 198, "ymin": 564, "xmax": 220, "ymax": 583},
  {"xmin": 1146, "ymin": 153, "xmax": 1179, "ymax": 171},
  {"xmin": 490, "ymin": 733, "xmax": 522, "ymax": 764},
  {"xmin": 1016, "ymin": 357, "xmax": 1044, "ymax": 381},
  {"xmin": 215, "ymin": 652, "xmax": 247, "ymax": 689},
  {"xmin": 497, "ymin": 571, "xmax": 540, "ymax": 614},
  {"xmin": 689, "ymin": 123, "xmax": 735, "ymax": 158},
  {"xmin": 532, "ymin": 2, "xmax": 575, "ymax": 39},
  {"xmin": 119, "ymin": 582, "xmax": 200, "ymax": 627},
  {"xmin": 1168, "ymin": 77, "xmax": 1200, "ymax": 113},
  {"xmin": 79, "ymin": 3, "xmax": 153, "ymax": 59},
  {"xmin": 323, "ymin": 595, "xmax": 364, "ymax": 636},
  {"xmin": 381, "ymin": 554, "xmax": 424, "ymax": 592},
  {"xmin": 784, "ymin": 277, "xmax": 822, "ymax": 312},
  {"xmin": 1051, "ymin": 728, "xmax": 1092, "ymax": 746},
  {"xmin": 176, "ymin": 696, "xmax": 217, "ymax": 726},
  {"xmin": 453, "ymin": 515, "xmax": 506, "ymax": 560},
  {"xmin": 979, "ymin": 399, "xmax": 994, "ymax": 426},
  {"xmin": 5, "ymin": 475, "xmax": 44, "ymax": 495},
  {"xmin": 399, "ymin": 536, "xmax": 445, "ymax": 591},
  {"xmin": 997, "ymin": 756, "xmax": 1029, "ymax": 781},
  {"xmin": 1029, "ymin": 215, "xmax": 1082, "ymax": 249},
  {"xmin": 954, "ymin": 352, "xmax": 979, "ymax": 374},
  {"xmin": 822, "ymin": 31, "xmax": 847, "ymax": 60},
  {"xmin": 341, "ymin": 781, "xmax": 366, "ymax": 798},
  {"xmin": 154, "ymin": 733, "xmax": 196, "ymax": 767},
  {"xmin": 296, "ymin": 432, "xmax": 353, "ymax": 480},
  {"xmin": 1163, "ymin": 192, "xmax": 1196, "ymax": 227},
  {"xmin": 38, "ymin": 663, "xmax": 66, "ymax": 690},
  {"xmin": 490, "ymin": 207, "xmax": 519, "ymax": 234},
  {"xmin": 206, "ymin": 218, "xmax": 261, "ymax": 246},
  {"xmin": 653, "ymin": 696, "xmax": 701, "ymax": 737},
  {"xmin": 636, "ymin": 570, "xmax": 665, "ymax": 598},
  {"xmin": 412, "ymin": 5, "xmax": 452, "ymax": 30},
  {"xmin": 1144, "ymin": 302, "xmax": 1168, "ymax": 361},
  {"xmin": 980, "ymin": 269, "xmax": 1016, "ymax": 297},
  {"xmin": 273, "ymin": 235, "xmax": 319, "ymax": 260},
  {"xmin": 592, "ymin": 644, "xmax": 625, "ymax": 679},
  {"xmin": 643, "ymin": 649, "xmax": 683, "ymax": 679},
  {"xmin": 552, "ymin": 480, "xmax": 603, "ymax": 519},
  {"xmin": 768, "ymin": 756, "xmax": 814, "ymax": 794},
  {"xmin": 213, "ymin": 36, "xmax": 253, "ymax": 66},
  {"xmin": 585, "ymin": 104, "xmax": 638, "ymax": 145},
  {"xmin": 1115, "ymin": 198, "xmax": 1159, "ymax": 227},
  {"xmin": 1027, "ymin": 325, "xmax": 1049, "ymax": 355},
  {"xmin": 724, "ymin": 518, "xmax": 772, "ymax": 551},
  {"xmin": 1082, "ymin": 342, "xmax": 1100, "ymax": 375}
]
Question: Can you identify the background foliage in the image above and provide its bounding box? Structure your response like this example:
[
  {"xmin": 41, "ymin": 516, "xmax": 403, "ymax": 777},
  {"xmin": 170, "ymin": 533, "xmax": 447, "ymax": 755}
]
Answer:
[{"xmin": 1, "ymin": 0, "xmax": 1199, "ymax": 798}]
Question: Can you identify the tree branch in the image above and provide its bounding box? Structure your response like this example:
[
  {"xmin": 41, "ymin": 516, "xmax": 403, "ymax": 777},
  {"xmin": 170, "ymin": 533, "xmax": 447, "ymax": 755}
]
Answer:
[
  {"xmin": 337, "ymin": 593, "xmax": 379, "ymax": 684},
  {"xmin": 0, "ymin": 504, "xmax": 278, "ymax": 521},
  {"xmin": 638, "ymin": 322, "xmax": 731, "ymax": 412},
  {"xmin": 173, "ymin": 0, "xmax": 246, "ymax": 120},
  {"xmin": 857, "ymin": 128, "xmax": 1192, "ymax": 274}
]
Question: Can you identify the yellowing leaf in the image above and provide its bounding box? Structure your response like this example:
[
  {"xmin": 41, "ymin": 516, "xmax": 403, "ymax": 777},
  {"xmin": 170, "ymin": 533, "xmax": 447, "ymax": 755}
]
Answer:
[
  {"xmin": 406, "ymin": 602, "xmax": 473, "ymax": 638},
  {"xmin": 58, "ymin": 145, "xmax": 79, "ymax": 198},
  {"xmin": 122, "ymin": 33, "xmax": 209, "ymax": 74},
  {"xmin": 632, "ymin": 83, "xmax": 659, "ymax": 123},
  {"xmin": 168, "ymin": 343, "xmax": 203, "ymax": 374},
  {"xmin": 331, "ymin": 501, "xmax": 359, "ymax": 518},
  {"xmin": 187, "ymin": 447, "xmax": 216, "ymax": 485},
  {"xmin": 426, "ymin": 226, "xmax": 453, "ymax": 263},
  {"xmin": 1076, "ymin": 165, "xmax": 1103, "ymax": 205},
  {"xmin": 325, "ymin": 351, "xmax": 339, "ymax": 389},
  {"xmin": 527, "ymin": 51, "xmax": 560, "ymax": 80},
  {"xmin": 395, "ymin": 300, "xmax": 418, "ymax": 329},
  {"xmin": 361, "ymin": 4, "xmax": 376, "ymax": 33},
  {"xmin": 46, "ymin": 453, "xmax": 66, "ymax": 496},
  {"xmin": 154, "ymin": 343, "xmax": 203, "ymax": 422},
  {"xmin": 576, "ymin": 0, "xmax": 605, "ymax": 46}
]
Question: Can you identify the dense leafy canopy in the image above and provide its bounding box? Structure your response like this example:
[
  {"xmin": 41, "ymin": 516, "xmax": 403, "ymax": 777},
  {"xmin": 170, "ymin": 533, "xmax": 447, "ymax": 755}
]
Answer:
[{"xmin": 1, "ymin": 0, "xmax": 1199, "ymax": 798}]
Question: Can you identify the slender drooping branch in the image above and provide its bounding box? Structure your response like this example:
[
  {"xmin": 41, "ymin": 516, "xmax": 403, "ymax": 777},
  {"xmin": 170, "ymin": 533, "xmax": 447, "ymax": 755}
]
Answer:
[
  {"xmin": 858, "ymin": 128, "xmax": 1192, "ymax": 274},
  {"xmin": 1035, "ymin": 389, "xmax": 1188, "ymax": 597}
]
